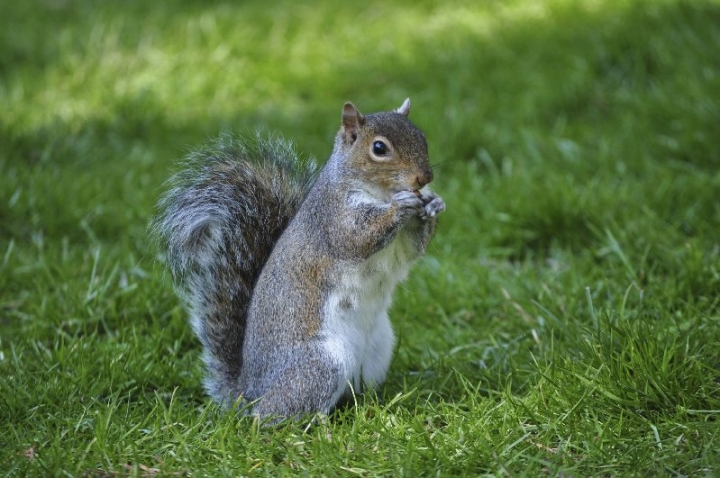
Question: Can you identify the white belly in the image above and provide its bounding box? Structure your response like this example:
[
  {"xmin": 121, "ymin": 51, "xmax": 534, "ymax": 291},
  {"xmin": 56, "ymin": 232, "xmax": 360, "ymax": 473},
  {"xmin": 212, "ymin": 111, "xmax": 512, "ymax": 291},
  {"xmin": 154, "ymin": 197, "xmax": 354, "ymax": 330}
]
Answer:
[{"xmin": 320, "ymin": 237, "xmax": 415, "ymax": 402}]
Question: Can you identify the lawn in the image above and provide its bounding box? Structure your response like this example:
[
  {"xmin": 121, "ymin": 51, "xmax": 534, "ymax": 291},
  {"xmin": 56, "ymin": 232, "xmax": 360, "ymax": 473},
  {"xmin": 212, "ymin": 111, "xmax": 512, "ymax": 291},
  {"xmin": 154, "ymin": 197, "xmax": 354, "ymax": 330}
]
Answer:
[{"xmin": 1, "ymin": 0, "xmax": 719, "ymax": 475}]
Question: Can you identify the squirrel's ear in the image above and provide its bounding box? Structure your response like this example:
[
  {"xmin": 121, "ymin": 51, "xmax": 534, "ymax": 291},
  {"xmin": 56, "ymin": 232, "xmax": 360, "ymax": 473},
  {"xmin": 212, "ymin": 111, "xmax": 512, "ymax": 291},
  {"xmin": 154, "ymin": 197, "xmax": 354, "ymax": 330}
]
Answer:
[
  {"xmin": 342, "ymin": 102, "xmax": 365, "ymax": 144},
  {"xmin": 396, "ymin": 98, "xmax": 411, "ymax": 117}
]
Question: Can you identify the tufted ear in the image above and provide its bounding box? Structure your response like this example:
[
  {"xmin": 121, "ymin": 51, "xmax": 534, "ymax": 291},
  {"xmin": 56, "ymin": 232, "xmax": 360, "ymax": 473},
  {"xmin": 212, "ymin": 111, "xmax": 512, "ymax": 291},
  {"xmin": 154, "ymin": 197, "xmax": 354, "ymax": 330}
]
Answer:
[
  {"xmin": 342, "ymin": 102, "xmax": 365, "ymax": 144},
  {"xmin": 396, "ymin": 98, "xmax": 411, "ymax": 116}
]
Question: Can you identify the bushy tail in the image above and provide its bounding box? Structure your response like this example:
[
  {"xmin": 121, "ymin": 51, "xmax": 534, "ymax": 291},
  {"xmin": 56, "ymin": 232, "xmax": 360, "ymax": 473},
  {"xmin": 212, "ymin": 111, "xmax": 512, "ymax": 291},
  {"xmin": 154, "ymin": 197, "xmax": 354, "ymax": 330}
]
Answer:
[{"xmin": 152, "ymin": 132, "xmax": 316, "ymax": 402}]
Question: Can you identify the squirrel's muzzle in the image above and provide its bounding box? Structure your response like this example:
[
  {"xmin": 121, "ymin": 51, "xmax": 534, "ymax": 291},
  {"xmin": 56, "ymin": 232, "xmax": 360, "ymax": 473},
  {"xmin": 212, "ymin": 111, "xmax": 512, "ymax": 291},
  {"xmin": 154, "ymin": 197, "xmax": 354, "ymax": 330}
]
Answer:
[{"xmin": 416, "ymin": 169, "xmax": 433, "ymax": 188}]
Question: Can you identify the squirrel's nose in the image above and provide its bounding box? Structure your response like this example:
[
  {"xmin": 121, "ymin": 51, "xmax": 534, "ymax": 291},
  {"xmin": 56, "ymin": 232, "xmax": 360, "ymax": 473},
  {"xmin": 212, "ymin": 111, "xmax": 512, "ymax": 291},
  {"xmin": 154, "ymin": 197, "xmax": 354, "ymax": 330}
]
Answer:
[{"xmin": 417, "ymin": 169, "xmax": 433, "ymax": 188}]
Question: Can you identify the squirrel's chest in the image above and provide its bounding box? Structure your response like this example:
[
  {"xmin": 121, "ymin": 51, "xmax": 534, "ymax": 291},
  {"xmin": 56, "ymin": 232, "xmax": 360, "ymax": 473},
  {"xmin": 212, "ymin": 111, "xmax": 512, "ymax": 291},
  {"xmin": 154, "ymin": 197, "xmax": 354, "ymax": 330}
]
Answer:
[{"xmin": 320, "ymin": 235, "xmax": 414, "ymax": 390}]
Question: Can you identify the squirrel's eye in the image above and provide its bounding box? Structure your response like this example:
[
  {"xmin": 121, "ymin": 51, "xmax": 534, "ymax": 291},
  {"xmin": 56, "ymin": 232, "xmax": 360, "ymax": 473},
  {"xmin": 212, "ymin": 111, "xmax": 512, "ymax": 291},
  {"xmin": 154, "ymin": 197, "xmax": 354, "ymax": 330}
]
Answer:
[{"xmin": 372, "ymin": 141, "xmax": 388, "ymax": 156}]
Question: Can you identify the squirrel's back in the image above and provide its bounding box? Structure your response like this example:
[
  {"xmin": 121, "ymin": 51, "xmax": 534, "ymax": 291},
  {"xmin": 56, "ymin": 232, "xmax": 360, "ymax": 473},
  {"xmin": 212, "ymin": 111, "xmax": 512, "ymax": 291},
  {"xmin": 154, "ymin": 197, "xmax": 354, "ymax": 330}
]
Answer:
[{"xmin": 152, "ymin": 133, "xmax": 316, "ymax": 401}]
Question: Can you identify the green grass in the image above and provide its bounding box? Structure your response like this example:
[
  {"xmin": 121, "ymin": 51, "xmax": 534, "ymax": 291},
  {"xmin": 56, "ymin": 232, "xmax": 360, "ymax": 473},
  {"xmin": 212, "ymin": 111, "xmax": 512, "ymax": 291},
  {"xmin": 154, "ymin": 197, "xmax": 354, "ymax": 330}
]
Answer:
[{"xmin": 2, "ymin": 0, "xmax": 719, "ymax": 475}]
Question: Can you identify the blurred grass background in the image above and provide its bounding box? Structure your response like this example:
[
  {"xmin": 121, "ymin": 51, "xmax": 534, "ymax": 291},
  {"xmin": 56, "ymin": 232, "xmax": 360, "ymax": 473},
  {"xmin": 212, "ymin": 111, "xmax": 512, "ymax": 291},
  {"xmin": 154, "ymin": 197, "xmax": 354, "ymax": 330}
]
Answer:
[{"xmin": 1, "ymin": 0, "xmax": 719, "ymax": 475}]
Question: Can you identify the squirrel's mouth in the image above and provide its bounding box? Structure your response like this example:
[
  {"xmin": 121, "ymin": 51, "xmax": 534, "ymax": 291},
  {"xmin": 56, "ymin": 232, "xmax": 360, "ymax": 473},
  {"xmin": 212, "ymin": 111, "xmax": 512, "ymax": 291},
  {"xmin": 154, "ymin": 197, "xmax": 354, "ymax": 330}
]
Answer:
[
  {"xmin": 411, "ymin": 187, "xmax": 429, "ymax": 198},
  {"xmin": 390, "ymin": 188, "xmax": 422, "ymax": 197}
]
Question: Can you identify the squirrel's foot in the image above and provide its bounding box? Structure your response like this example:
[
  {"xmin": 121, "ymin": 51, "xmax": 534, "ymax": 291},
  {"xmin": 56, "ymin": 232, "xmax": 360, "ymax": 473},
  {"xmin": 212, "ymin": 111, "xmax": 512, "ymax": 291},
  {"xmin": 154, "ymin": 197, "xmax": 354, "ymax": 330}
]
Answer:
[
  {"xmin": 419, "ymin": 194, "xmax": 445, "ymax": 220},
  {"xmin": 392, "ymin": 190, "xmax": 425, "ymax": 218}
]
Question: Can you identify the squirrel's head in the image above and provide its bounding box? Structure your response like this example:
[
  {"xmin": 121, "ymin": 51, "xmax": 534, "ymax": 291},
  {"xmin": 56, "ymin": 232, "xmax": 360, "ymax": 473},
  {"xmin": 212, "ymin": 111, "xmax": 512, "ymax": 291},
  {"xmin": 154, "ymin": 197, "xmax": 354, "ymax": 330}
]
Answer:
[{"xmin": 334, "ymin": 99, "xmax": 433, "ymax": 197}]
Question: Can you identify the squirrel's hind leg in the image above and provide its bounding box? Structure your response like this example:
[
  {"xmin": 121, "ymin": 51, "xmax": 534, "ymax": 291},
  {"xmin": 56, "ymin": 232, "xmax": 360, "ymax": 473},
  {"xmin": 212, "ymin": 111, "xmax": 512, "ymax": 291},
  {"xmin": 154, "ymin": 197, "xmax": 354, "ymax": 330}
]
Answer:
[{"xmin": 249, "ymin": 348, "xmax": 345, "ymax": 420}]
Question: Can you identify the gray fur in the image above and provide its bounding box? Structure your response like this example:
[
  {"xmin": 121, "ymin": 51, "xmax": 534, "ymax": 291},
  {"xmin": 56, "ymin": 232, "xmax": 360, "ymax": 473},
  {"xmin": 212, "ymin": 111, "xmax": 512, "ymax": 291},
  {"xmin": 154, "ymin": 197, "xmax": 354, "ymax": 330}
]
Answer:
[
  {"xmin": 152, "ymin": 132, "xmax": 316, "ymax": 401},
  {"xmin": 152, "ymin": 103, "xmax": 444, "ymax": 420}
]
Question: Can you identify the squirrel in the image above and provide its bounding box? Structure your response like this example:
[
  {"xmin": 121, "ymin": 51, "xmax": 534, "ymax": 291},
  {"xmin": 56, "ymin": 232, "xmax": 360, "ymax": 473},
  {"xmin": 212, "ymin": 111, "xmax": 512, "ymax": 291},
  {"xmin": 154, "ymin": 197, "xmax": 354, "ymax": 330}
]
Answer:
[{"xmin": 153, "ymin": 99, "xmax": 445, "ymax": 419}]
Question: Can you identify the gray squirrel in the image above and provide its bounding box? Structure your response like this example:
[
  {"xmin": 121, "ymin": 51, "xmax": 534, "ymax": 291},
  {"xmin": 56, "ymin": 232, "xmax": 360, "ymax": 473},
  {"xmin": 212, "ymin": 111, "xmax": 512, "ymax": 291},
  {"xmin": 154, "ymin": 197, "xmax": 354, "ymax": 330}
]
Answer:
[{"xmin": 153, "ymin": 99, "xmax": 445, "ymax": 419}]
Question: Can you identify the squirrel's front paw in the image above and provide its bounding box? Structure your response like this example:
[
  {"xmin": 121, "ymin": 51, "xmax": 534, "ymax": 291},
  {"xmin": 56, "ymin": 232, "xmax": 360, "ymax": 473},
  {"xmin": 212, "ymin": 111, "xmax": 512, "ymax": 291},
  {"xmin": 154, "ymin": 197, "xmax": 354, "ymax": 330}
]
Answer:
[
  {"xmin": 392, "ymin": 190, "xmax": 424, "ymax": 217},
  {"xmin": 419, "ymin": 194, "xmax": 445, "ymax": 220}
]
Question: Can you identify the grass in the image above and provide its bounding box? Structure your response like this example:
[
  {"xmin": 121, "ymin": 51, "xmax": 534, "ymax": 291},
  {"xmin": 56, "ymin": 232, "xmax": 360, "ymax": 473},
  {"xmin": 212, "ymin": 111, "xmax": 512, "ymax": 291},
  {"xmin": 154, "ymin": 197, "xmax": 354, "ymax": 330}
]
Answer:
[{"xmin": 1, "ymin": 0, "xmax": 719, "ymax": 475}]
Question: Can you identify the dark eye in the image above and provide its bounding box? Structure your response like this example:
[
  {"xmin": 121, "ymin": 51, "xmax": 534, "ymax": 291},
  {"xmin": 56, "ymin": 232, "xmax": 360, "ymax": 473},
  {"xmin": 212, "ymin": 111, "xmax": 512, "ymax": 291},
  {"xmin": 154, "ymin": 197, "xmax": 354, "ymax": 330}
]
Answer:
[{"xmin": 372, "ymin": 140, "xmax": 389, "ymax": 156}]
